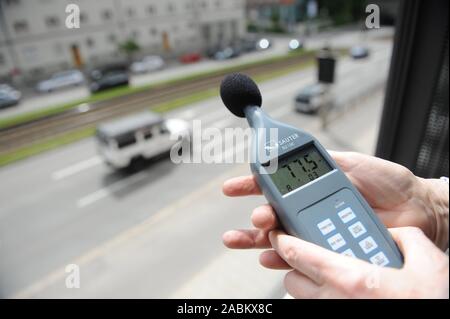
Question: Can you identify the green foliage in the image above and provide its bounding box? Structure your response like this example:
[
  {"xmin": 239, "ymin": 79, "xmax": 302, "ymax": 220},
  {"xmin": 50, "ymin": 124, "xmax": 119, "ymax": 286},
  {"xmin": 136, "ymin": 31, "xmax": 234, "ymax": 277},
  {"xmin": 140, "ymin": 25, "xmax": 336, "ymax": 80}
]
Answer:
[
  {"xmin": 119, "ymin": 39, "xmax": 141, "ymax": 56},
  {"xmin": 319, "ymin": 0, "xmax": 367, "ymax": 25}
]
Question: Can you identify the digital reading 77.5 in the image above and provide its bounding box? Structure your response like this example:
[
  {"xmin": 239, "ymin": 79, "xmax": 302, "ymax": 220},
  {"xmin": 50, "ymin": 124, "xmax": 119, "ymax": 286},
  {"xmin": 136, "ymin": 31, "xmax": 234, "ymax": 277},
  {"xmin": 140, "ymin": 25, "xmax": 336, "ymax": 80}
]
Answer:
[{"xmin": 269, "ymin": 145, "xmax": 332, "ymax": 195}]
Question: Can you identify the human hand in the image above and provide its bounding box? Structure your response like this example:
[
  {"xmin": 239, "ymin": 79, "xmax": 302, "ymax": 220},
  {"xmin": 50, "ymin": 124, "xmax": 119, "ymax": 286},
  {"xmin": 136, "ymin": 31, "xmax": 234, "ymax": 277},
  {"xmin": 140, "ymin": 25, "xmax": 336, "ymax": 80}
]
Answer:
[
  {"xmin": 222, "ymin": 151, "xmax": 449, "ymax": 251},
  {"xmin": 265, "ymin": 227, "xmax": 449, "ymax": 298}
]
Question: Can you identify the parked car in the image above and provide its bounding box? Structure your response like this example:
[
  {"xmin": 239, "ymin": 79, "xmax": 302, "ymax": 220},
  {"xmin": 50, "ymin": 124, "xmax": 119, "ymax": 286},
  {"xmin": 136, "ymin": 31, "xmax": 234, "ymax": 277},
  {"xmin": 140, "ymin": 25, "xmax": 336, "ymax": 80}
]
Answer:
[
  {"xmin": 36, "ymin": 69, "xmax": 85, "ymax": 93},
  {"xmin": 179, "ymin": 53, "xmax": 202, "ymax": 64},
  {"xmin": 130, "ymin": 55, "xmax": 165, "ymax": 74},
  {"xmin": 96, "ymin": 111, "xmax": 191, "ymax": 169},
  {"xmin": 89, "ymin": 65, "xmax": 129, "ymax": 93},
  {"xmin": 350, "ymin": 45, "xmax": 370, "ymax": 59},
  {"xmin": 294, "ymin": 83, "xmax": 328, "ymax": 114},
  {"xmin": 0, "ymin": 84, "xmax": 21, "ymax": 109},
  {"xmin": 213, "ymin": 46, "xmax": 241, "ymax": 60},
  {"xmin": 206, "ymin": 46, "xmax": 221, "ymax": 59},
  {"xmin": 239, "ymin": 37, "xmax": 259, "ymax": 53}
]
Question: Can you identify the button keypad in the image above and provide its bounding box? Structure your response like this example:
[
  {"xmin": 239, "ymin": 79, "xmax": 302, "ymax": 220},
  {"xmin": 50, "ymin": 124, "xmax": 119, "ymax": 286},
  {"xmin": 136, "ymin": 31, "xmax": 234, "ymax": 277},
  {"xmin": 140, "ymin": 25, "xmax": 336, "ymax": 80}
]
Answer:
[
  {"xmin": 317, "ymin": 218, "xmax": 336, "ymax": 235},
  {"xmin": 338, "ymin": 207, "xmax": 356, "ymax": 224},
  {"xmin": 314, "ymin": 204, "xmax": 390, "ymax": 267},
  {"xmin": 327, "ymin": 233, "xmax": 346, "ymax": 251},
  {"xmin": 359, "ymin": 236, "xmax": 378, "ymax": 254},
  {"xmin": 341, "ymin": 248, "xmax": 356, "ymax": 258},
  {"xmin": 370, "ymin": 251, "xmax": 389, "ymax": 266},
  {"xmin": 348, "ymin": 221, "xmax": 367, "ymax": 238}
]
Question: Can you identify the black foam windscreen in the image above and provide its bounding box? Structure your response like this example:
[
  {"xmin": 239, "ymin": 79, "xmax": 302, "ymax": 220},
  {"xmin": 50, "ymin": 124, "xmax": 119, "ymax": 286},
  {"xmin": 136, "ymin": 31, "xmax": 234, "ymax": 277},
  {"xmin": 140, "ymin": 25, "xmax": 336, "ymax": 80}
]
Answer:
[{"xmin": 220, "ymin": 73, "xmax": 262, "ymax": 118}]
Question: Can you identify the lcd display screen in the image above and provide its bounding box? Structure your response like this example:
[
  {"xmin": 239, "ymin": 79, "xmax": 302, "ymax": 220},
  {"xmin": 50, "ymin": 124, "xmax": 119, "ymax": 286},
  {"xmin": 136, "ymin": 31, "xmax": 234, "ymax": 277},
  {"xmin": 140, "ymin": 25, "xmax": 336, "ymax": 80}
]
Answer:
[{"xmin": 269, "ymin": 144, "xmax": 333, "ymax": 195}]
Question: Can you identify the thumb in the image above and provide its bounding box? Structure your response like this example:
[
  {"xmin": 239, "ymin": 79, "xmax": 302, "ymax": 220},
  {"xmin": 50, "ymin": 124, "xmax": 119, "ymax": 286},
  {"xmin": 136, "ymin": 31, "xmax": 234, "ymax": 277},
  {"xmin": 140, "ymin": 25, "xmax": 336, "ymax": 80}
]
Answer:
[
  {"xmin": 328, "ymin": 151, "xmax": 354, "ymax": 173},
  {"xmin": 389, "ymin": 227, "xmax": 441, "ymax": 265}
]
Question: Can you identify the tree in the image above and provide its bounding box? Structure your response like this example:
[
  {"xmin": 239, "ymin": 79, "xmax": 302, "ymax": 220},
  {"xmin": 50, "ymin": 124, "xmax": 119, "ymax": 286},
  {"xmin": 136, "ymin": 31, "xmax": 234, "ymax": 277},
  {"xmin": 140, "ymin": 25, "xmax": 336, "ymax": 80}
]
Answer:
[
  {"xmin": 119, "ymin": 39, "xmax": 140, "ymax": 61},
  {"xmin": 319, "ymin": 0, "xmax": 367, "ymax": 25}
]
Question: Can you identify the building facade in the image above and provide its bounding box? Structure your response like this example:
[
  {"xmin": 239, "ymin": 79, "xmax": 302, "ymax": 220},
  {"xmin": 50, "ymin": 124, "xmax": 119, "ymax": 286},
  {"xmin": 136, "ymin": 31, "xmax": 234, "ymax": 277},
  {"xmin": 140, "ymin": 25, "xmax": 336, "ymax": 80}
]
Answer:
[
  {"xmin": 246, "ymin": 0, "xmax": 306, "ymax": 33},
  {"xmin": 0, "ymin": 0, "xmax": 246, "ymax": 82}
]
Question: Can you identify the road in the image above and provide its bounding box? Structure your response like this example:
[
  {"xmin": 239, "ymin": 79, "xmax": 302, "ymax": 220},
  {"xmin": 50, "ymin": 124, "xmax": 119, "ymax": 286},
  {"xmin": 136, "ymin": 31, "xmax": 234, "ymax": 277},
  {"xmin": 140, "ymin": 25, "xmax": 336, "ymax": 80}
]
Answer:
[
  {"xmin": 0, "ymin": 37, "xmax": 392, "ymax": 298},
  {"xmin": 0, "ymin": 27, "xmax": 393, "ymax": 120}
]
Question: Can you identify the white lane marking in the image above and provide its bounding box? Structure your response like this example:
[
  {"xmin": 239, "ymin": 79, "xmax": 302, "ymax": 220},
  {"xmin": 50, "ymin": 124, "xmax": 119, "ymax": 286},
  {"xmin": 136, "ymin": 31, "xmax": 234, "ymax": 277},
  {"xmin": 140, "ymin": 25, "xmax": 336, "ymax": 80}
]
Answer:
[
  {"xmin": 77, "ymin": 170, "xmax": 149, "ymax": 208},
  {"xmin": 52, "ymin": 156, "xmax": 103, "ymax": 181}
]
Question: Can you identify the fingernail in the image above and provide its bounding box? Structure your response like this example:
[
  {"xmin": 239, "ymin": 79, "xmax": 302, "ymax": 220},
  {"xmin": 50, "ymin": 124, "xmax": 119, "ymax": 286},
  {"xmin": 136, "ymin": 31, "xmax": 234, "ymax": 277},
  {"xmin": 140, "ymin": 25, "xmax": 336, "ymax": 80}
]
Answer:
[
  {"xmin": 223, "ymin": 230, "xmax": 234, "ymax": 241},
  {"xmin": 268, "ymin": 230, "xmax": 278, "ymax": 243}
]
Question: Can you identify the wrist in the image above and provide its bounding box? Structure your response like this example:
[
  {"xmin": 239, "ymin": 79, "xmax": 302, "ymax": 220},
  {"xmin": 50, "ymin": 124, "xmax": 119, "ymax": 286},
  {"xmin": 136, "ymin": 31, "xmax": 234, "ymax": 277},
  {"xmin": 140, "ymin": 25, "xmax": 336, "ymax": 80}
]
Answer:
[{"xmin": 418, "ymin": 177, "xmax": 449, "ymax": 251}]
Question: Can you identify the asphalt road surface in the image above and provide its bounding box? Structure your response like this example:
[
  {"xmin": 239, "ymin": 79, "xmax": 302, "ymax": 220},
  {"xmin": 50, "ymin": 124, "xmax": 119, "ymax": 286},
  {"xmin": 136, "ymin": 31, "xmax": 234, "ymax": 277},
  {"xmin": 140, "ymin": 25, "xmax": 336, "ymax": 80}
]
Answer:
[{"xmin": 0, "ymin": 38, "xmax": 392, "ymax": 298}]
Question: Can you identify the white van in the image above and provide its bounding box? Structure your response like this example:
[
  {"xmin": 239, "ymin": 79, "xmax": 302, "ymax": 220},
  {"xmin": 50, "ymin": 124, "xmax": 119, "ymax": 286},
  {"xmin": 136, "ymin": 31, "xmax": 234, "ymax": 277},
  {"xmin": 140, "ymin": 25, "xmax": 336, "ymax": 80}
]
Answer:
[{"xmin": 96, "ymin": 111, "xmax": 190, "ymax": 169}]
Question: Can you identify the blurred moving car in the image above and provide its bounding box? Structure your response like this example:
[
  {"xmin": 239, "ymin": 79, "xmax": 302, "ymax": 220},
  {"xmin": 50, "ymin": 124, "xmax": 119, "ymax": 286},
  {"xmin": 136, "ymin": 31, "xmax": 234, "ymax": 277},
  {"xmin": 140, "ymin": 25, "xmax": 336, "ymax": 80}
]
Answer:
[
  {"xmin": 179, "ymin": 53, "xmax": 202, "ymax": 64},
  {"xmin": 96, "ymin": 111, "xmax": 191, "ymax": 169},
  {"xmin": 0, "ymin": 84, "xmax": 21, "ymax": 109},
  {"xmin": 294, "ymin": 83, "xmax": 327, "ymax": 114},
  {"xmin": 36, "ymin": 69, "xmax": 85, "ymax": 93},
  {"xmin": 289, "ymin": 39, "xmax": 305, "ymax": 51},
  {"xmin": 130, "ymin": 55, "xmax": 165, "ymax": 74},
  {"xmin": 350, "ymin": 45, "xmax": 370, "ymax": 59},
  {"xmin": 213, "ymin": 46, "xmax": 241, "ymax": 60},
  {"xmin": 89, "ymin": 64, "xmax": 129, "ymax": 93}
]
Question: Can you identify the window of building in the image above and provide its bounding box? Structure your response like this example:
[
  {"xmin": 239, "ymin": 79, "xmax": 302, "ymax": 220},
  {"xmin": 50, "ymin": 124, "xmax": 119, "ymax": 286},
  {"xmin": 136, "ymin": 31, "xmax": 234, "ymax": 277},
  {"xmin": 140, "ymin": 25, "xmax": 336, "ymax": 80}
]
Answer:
[
  {"xmin": 131, "ymin": 30, "xmax": 139, "ymax": 39},
  {"xmin": 22, "ymin": 46, "xmax": 38, "ymax": 61},
  {"xmin": 30, "ymin": 67, "xmax": 44, "ymax": 77},
  {"xmin": 80, "ymin": 13, "xmax": 88, "ymax": 23},
  {"xmin": 147, "ymin": 5, "xmax": 156, "ymax": 15},
  {"xmin": 13, "ymin": 20, "xmax": 29, "ymax": 33},
  {"xmin": 127, "ymin": 7, "xmax": 135, "ymax": 17},
  {"xmin": 102, "ymin": 10, "xmax": 112, "ymax": 20},
  {"xmin": 108, "ymin": 34, "xmax": 117, "ymax": 43},
  {"xmin": 150, "ymin": 28, "xmax": 158, "ymax": 36},
  {"xmin": 5, "ymin": 0, "xmax": 20, "ymax": 6},
  {"xmin": 167, "ymin": 3, "xmax": 175, "ymax": 13},
  {"xmin": 45, "ymin": 16, "xmax": 60, "ymax": 28},
  {"xmin": 0, "ymin": 53, "xmax": 5, "ymax": 65},
  {"xmin": 86, "ymin": 37, "xmax": 95, "ymax": 48}
]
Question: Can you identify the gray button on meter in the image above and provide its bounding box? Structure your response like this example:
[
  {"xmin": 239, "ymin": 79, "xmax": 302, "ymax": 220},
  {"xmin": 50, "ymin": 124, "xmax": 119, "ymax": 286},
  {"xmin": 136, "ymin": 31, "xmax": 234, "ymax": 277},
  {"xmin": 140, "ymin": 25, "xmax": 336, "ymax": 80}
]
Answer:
[{"xmin": 220, "ymin": 73, "xmax": 403, "ymax": 268}]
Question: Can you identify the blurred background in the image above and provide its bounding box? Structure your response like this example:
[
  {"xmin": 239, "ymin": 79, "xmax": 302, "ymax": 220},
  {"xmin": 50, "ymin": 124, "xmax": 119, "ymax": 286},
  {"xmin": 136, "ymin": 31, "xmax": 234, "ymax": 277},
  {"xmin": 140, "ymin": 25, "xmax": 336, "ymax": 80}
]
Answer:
[{"xmin": 0, "ymin": 0, "xmax": 447, "ymax": 298}]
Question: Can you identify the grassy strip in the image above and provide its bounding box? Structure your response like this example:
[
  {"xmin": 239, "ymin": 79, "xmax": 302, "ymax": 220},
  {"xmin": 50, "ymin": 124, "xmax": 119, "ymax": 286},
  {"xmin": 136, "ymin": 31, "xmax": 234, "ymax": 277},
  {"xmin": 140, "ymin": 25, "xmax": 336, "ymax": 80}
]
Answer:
[
  {"xmin": 0, "ymin": 56, "xmax": 315, "ymax": 167},
  {"xmin": 153, "ymin": 89, "xmax": 218, "ymax": 113},
  {"xmin": 0, "ymin": 127, "xmax": 95, "ymax": 167},
  {"xmin": 0, "ymin": 49, "xmax": 314, "ymax": 130}
]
